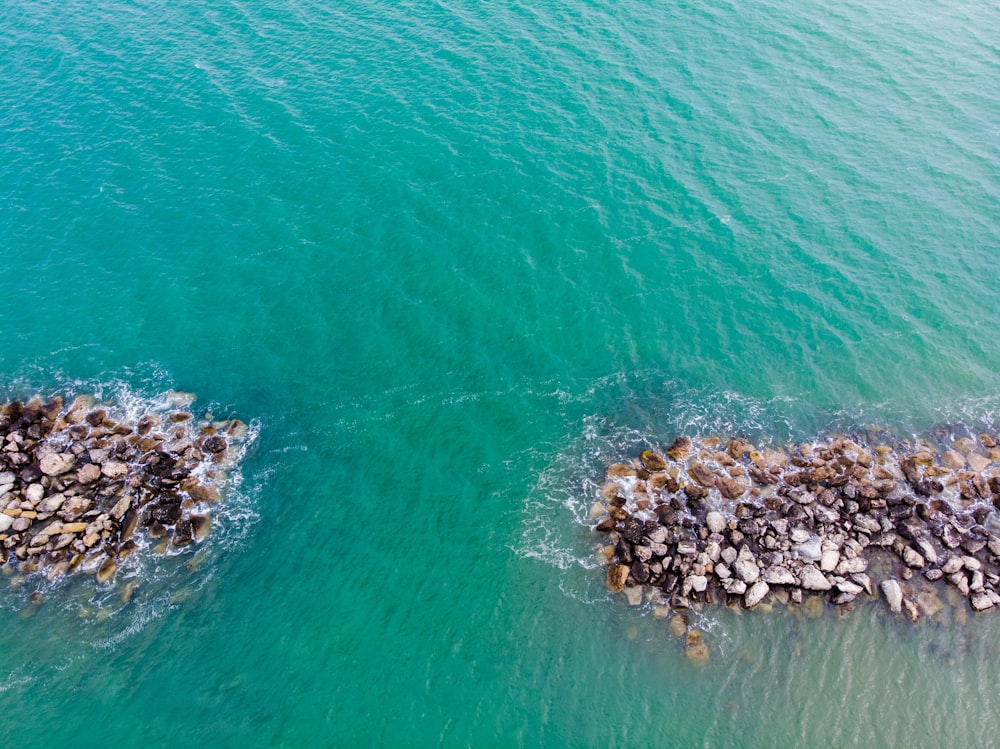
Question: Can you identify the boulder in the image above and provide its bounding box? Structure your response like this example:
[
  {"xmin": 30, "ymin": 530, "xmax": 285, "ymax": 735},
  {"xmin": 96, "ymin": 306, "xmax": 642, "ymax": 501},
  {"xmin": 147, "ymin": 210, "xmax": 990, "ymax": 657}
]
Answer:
[
  {"xmin": 623, "ymin": 586, "xmax": 644, "ymax": 606},
  {"xmin": 706, "ymin": 511, "xmax": 726, "ymax": 535},
  {"xmin": 39, "ymin": 452, "xmax": 75, "ymax": 476},
  {"xmin": 762, "ymin": 566, "xmax": 797, "ymax": 586},
  {"xmin": 881, "ymin": 579, "xmax": 903, "ymax": 613},
  {"xmin": 96, "ymin": 557, "xmax": 117, "ymax": 584},
  {"xmin": 820, "ymin": 547, "xmax": 840, "ymax": 573},
  {"xmin": 744, "ymin": 581, "xmax": 770, "ymax": 608},
  {"xmin": 716, "ymin": 476, "xmax": 745, "ymax": 499},
  {"xmin": 607, "ymin": 564, "xmax": 630, "ymax": 593},
  {"xmin": 734, "ymin": 547, "xmax": 759, "ymax": 584},
  {"xmin": 970, "ymin": 591, "xmax": 995, "ymax": 611},
  {"xmin": 799, "ymin": 565, "xmax": 832, "ymax": 591},
  {"xmin": 666, "ymin": 437, "xmax": 692, "ymax": 460},
  {"xmin": 640, "ymin": 450, "xmax": 667, "ymax": 471},
  {"xmin": 901, "ymin": 547, "xmax": 925, "ymax": 569},
  {"xmin": 77, "ymin": 463, "xmax": 102, "ymax": 484},
  {"xmin": 689, "ymin": 463, "xmax": 716, "ymax": 488}
]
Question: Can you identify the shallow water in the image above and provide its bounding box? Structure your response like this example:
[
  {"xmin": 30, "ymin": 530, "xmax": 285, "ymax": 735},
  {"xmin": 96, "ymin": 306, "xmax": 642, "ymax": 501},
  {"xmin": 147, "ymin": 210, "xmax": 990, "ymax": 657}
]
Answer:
[{"xmin": 2, "ymin": 0, "xmax": 1000, "ymax": 746}]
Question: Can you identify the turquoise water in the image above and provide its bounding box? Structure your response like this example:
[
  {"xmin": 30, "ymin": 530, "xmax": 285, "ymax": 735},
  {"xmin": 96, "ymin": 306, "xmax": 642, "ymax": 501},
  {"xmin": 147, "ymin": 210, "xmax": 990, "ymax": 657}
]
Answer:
[{"xmin": 2, "ymin": 0, "xmax": 1000, "ymax": 745}]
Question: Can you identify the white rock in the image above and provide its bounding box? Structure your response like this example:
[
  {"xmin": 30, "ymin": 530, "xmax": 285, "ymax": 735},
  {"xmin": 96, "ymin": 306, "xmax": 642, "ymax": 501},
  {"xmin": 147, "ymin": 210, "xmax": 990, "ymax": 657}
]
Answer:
[
  {"xmin": 721, "ymin": 546, "xmax": 738, "ymax": 565},
  {"xmin": 745, "ymin": 581, "xmax": 770, "ymax": 608},
  {"xmin": 902, "ymin": 547, "xmax": 925, "ymax": 568},
  {"xmin": 942, "ymin": 556, "xmax": 964, "ymax": 574},
  {"xmin": 101, "ymin": 461, "xmax": 129, "ymax": 479},
  {"xmin": 795, "ymin": 537, "xmax": 823, "ymax": 563},
  {"xmin": 763, "ymin": 566, "xmax": 798, "ymax": 586},
  {"xmin": 881, "ymin": 579, "xmax": 903, "ymax": 613},
  {"xmin": 706, "ymin": 511, "xmax": 726, "ymax": 534},
  {"xmin": 686, "ymin": 575, "xmax": 708, "ymax": 593},
  {"xmin": 734, "ymin": 546, "xmax": 759, "ymax": 584},
  {"xmin": 835, "ymin": 557, "xmax": 867, "ymax": 575},
  {"xmin": 0, "ymin": 514, "xmax": 14, "ymax": 532},
  {"xmin": 836, "ymin": 580, "xmax": 864, "ymax": 596},
  {"xmin": 722, "ymin": 578, "xmax": 746, "ymax": 595},
  {"xmin": 820, "ymin": 548, "xmax": 840, "ymax": 572},
  {"xmin": 970, "ymin": 591, "xmax": 995, "ymax": 611},
  {"xmin": 799, "ymin": 565, "xmax": 832, "ymax": 591},
  {"xmin": 39, "ymin": 452, "xmax": 75, "ymax": 476},
  {"xmin": 25, "ymin": 483, "xmax": 44, "ymax": 503},
  {"xmin": 714, "ymin": 562, "xmax": 731, "ymax": 580}
]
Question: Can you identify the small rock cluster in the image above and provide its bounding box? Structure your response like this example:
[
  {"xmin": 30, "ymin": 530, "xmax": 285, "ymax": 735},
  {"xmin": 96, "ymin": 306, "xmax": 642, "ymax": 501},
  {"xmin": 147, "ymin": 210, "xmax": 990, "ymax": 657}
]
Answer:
[
  {"xmin": 0, "ymin": 393, "xmax": 247, "ymax": 585},
  {"xmin": 592, "ymin": 431, "xmax": 1000, "ymax": 637}
]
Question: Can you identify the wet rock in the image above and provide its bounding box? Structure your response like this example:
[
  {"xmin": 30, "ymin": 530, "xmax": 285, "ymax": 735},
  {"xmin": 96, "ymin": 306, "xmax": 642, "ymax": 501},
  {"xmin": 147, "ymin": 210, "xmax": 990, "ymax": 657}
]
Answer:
[
  {"xmin": 666, "ymin": 437, "xmax": 692, "ymax": 460},
  {"xmin": 733, "ymin": 547, "xmax": 759, "ymax": 584},
  {"xmin": 901, "ymin": 547, "xmax": 925, "ymax": 569},
  {"xmin": 799, "ymin": 565, "xmax": 832, "ymax": 591},
  {"xmin": 38, "ymin": 452, "xmax": 75, "ymax": 477},
  {"xmin": 688, "ymin": 463, "xmax": 716, "ymax": 488},
  {"xmin": 640, "ymin": 450, "xmax": 667, "ymax": 471},
  {"xmin": 96, "ymin": 557, "xmax": 117, "ymax": 584},
  {"xmin": 881, "ymin": 579, "xmax": 903, "ymax": 613},
  {"xmin": 607, "ymin": 564, "xmax": 630, "ymax": 593},
  {"xmin": 745, "ymin": 581, "xmax": 770, "ymax": 608}
]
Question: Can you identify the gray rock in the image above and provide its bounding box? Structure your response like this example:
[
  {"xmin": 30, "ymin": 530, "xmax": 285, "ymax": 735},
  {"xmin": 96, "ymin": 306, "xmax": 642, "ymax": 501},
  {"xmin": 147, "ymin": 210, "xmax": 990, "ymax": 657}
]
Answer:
[
  {"xmin": 722, "ymin": 578, "xmax": 747, "ymax": 595},
  {"xmin": 762, "ymin": 566, "xmax": 798, "ymax": 586},
  {"xmin": 942, "ymin": 556, "xmax": 964, "ymax": 574},
  {"xmin": 820, "ymin": 547, "xmax": 840, "ymax": 573},
  {"xmin": 714, "ymin": 562, "xmax": 732, "ymax": 580},
  {"xmin": 734, "ymin": 546, "xmax": 760, "ymax": 584},
  {"xmin": 799, "ymin": 565, "xmax": 832, "ymax": 591},
  {"xmin": 790, "ymin": 528, "xmax": 810, "ymax": 544},
  {"xmin": 881, "ymin": 579, "xmax": 903, "ymax": 613},
  {"xmin": 836, "ymin": 579, "xmax": 864, "ymax": 596},
  {"xmin": 971, "ymin": 591, "xmax": 995, "ymax": 611},
  {"xmin": 685, "ymin": 574, "xmax": 708, "ymax": 593},
  {"xmin": 835, "ymin": 557, "xmax": 867, "ymax": 575},
  {"xmin": 721, "ymin": 546, "xmax": 738, "ymax": 565},
  {"xmin": 745, "ymin": 581, "xmax": 770, "ymax": 608},
  {"xmin": 795, "ymin": 537, "xmax": 823, "ymax": 563}
]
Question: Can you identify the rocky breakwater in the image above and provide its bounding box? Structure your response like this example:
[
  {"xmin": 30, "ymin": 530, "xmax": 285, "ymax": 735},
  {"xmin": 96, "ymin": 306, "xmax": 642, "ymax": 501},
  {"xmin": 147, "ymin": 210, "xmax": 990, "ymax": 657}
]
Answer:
[
  {"xmin": 0, "ymin": 393, "xmax": 248, "ymax": 587},
  {"xmin": 591, "ymin": 431, "xmax": 1000, "ymax": 658}
]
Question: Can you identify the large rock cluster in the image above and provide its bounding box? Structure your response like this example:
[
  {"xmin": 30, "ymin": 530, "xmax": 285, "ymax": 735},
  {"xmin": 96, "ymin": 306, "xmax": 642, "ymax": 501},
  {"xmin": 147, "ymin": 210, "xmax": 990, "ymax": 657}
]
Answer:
[
  {"xmin": 0, "ymin": 393, "xmax": 247, "ymax": 585},
  {"xmin": 592, "ymin": 431, "xmax": 1000, "ymax": 628}
]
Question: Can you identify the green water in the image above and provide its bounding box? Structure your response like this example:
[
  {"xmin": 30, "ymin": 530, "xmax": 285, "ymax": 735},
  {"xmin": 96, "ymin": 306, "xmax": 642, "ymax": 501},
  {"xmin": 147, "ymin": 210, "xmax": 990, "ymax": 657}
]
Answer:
[{"xmin": 2, "ymin": 0, "xmax": 1000, "ymax": 745}]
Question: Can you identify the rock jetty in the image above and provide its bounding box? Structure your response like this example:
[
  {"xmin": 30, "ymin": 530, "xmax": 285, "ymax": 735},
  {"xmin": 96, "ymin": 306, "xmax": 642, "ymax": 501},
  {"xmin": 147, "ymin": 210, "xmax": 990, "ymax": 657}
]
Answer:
[
  {"xmin": 592, "ymin": 431, "xmax": 1000, "ymax": 632},
  {"xmin": 0, "ymin": 393, "xmax": 248, "ymax": 585}
]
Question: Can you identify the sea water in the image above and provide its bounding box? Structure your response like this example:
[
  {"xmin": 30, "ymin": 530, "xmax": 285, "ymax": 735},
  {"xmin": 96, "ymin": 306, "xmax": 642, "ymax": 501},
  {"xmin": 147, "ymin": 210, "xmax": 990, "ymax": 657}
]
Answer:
[{"xmin": 2, "ymin": 0, "xmax": 1000, "ymax": 746}]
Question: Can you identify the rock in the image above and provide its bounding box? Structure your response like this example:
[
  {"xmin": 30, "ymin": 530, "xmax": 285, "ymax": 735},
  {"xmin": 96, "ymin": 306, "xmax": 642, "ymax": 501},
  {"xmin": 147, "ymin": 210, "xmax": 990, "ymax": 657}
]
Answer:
[
  {"xmin": 37, "ymin": 493, "xmax": 66, "ymax": 513},
  {"xmin": 968, "ymin": 452, "xmax": 991, "ymax": 472},
  {"xmin": 76, "ymin": 463, "xmax": 102, "ymax": 484},
  {"xmin": 763, "ymin": 566, "xmax": 798, "ymax": 586},
  {"xmin": 835, "ymin": 557, "xmax": 867, "ymax": 575},
  {"xmin": 745, "ymin": 581, "xmax": 770, "ymax": 608},
  {"xmin": 203, "ymin": 435, "xmax": 227, "ymax": 454},
  {"xmin": 38, "ymin": 452, "xmax": 75, "ymax": 476},
  {"xmin": 799, "ymin": 565, "xmax": 832, "ymax": 591},
  {"xmin": 688, "ymin": 463, "xmax": 716, "ymax": 488},
  {"xmin": 706, "ymin": 511, "xmax": 726, "ymax": 535},
  {"xmin": 795, "ymin": 537, "xmax": 823, "ymax": 563},
  {"xmin": 96, "ymin": 557, "xmax": 117, "ymax": 584},
  {"xmin": 734, "ymin": 547, "xmax": 759, "ymax": 584},
  {"xmin": 25, "ymin": 483, "xmax": 45, "ymax": 504},
  {"xmin": 622, "ymin": 517, "xmax": 644, "ymax": 544},
  {"xmin": 942, "ymin": 556, "xmax": 964, "ymax": 574},
  {"xmin": 901, "ymin": 547, "xmax": 925, "ymax": 569},
  {"xmin": 721, "ymin": 578, "xmax": 747, "ymax": 595},
  {"xmin": 881, "ymin": 580, "xmax": 904, "ymax": 613},
  {"xmin": 0, "ymin": 514, "xmax": 13, "ymax": 532},
  {"xmin": 677, "ymin": 541, "xmax": 697, "ymax": 556},
  {"xmin": 588, "ymin": 502, "xmax": 606, "ymax": 519},
  {"xmin": 666, "ymin": 437, "xmax": 692, "ymax": 460},
  {"xmin": 716, "ymin": 476, "xmax": 745, "ymax": 499},
  {"xmin": 623, "ymin": 586, "xmax": 644, "ymax": 606},
  {"xmin": 686, "ymin": 574, "xmax": 708, "ymax": 593},
  {"xmin": 607, "ymin": 564, "xmax": 630, "ymax": 593},
  {"xmin": 101, "ymin": 461, "xmax": 129, "ymax": 479},
  {"xmin": 971, "ymin": 591, "xmax": 995, "ymax": 611},
  {"xmin": 714, "ymin": 562, "xmax": 731, "ymax": 579},
  {"xmin": 640, "ymin": 450, "xmax": 667, "ymax": 471},
  {"xmin": 916, "ymin": 590, "xmax": 944, "ymax": 618},
  {"xmin": 669, "ymin": 614, "xmax": 688, "ymax": 637},
  {"xmin": 190, "ymin": 514, "xmax": 212, "ymax": 541},
  {"xmin": 820, "ymin": 547, "xmax": 840, "ymax": 573}
]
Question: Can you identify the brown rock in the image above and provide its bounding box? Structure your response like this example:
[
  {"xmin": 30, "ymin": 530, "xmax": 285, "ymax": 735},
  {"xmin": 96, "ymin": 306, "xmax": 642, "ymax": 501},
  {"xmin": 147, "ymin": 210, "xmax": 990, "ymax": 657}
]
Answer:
[
  {"xmin": 688, "ymin": 462, "xmax": 716, "ymax": 488},
  {"xmin": 607, "ymin": 564, "xmax": 630, "ymax": 593}
]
